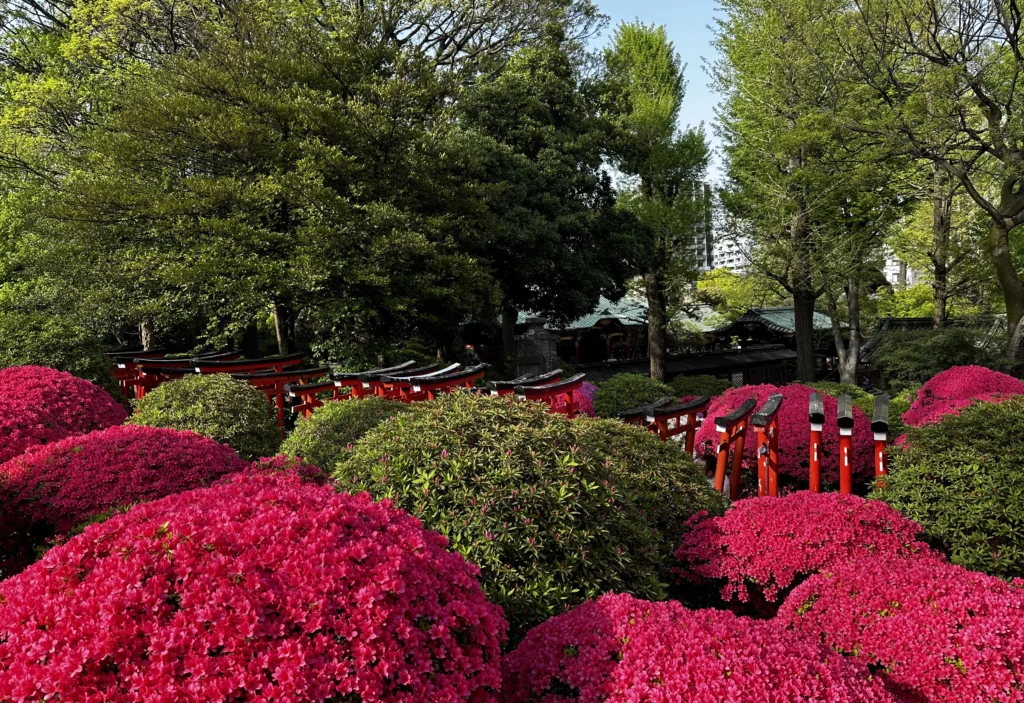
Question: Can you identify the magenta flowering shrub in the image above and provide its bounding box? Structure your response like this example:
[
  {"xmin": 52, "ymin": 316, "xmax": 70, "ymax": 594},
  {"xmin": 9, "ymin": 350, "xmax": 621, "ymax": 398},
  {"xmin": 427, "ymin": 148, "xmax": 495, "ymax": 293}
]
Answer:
[
  {"xmin": 0, "ymin": 474, "xmax": 506, "ymax": 702},
  {"xmin": 0, "ymin": 365, "xmax": 127, "ymax": 463},
  {"xmin": 552, "ymin": 381, "xmax": 597, "ymax": 417},
  {"xmin": 503, "ymin": 592, "xmax": 895, "ymax": 703},
  {"xmin": 779, "ymin": 555, "xmax": 1024, "ymax": 703},
  {"xmin": 902, "ymin": 365, "xmax": 1024, "ymax": 428},
  {"xmin": 235, "ymin": 453, "xmax": 330, "ymax": 484},
  {"xmin": 693, "ymin": 383, "xmax": 873, "ymax": 485},
  {"xmin": 675, "ymin": 493, "xmax": 939, "ymax": 607}
]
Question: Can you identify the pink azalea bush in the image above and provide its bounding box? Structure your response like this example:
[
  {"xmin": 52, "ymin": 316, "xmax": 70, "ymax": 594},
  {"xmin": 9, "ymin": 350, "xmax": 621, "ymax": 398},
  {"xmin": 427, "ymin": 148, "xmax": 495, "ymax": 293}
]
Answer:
[
  {"xmin": 0, "ymin": 365, "xmax": 127, "ymax": 463},
  {"xmin": 224, "ymin": 453, "xmax": 330, "ymax": 485},
  {"xmin": 693, "ymin": 383, "xmax": 873, "ymax": 485},
  {"xmin": 503, "ymin": 592, "xmax": 895, "ymax": 703},
  {"xmin": 0, "ymin": 473, "xmax": 506, "ymax": 702},
  {"xmin": 779, "ymin": 555, "xmax": 1024, "ymax": 703},
  {"xmin": 675, "ymin": 493, "xmax": 939, "ymax": 607},
  {"xmin": 902, "ymin": 365, "xmax": 1024, "ymax": 428},
  {"xmin": 553, "ymin": 381, "xmax": 597, "ymax": 417}
]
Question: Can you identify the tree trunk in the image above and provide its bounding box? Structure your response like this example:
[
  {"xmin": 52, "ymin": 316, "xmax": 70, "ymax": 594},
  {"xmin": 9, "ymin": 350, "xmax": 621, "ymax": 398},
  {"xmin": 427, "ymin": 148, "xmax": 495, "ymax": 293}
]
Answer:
[
  {"xmin": 1011, "ymin": 317, "xmax": 1024, "ymax": 363},
  {"xmin": 273, "ymin": 303, "xmax": 292, "ymax": 356},
  {"xmin": 242, "ymin": 321, "xmax": 260, "ymax": 358},
  {"xmin": 787, "ymin": 147, "xmax": 817, "ymax": 382},
  {"xmin": 501, "ymin": 303, "xmax": 518, "ymax": 360},
  {"xmin": 646, "ymin": 270, "xmax": 667, "ymax": 382},
  {"xmin": 931, "ymin": 167, "xmax": 952, "ymax": 329},
  {"xmin": 897, "ymin": 262, "xmax": 907, "ymax": 289},
  {"xmin": 988, "ymin": 218, "xmax": 1024, "ymax": 351},
  {"xmin": 792, "ymin": 292, "xmax": 817, "ymax": 382},
  {"xmin": 140, "ymin": 319, "xmax": 156, "ymax": 351}
]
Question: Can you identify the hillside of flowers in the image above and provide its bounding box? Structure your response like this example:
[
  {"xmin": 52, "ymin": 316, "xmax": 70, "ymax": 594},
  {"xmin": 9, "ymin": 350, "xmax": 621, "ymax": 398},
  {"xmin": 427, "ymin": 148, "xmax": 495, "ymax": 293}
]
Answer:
[
  {"xmin": 0, "ymin": 363, "xmax": 1023, "ymax": 701},
  {"xmin": 902, "ymin": 364, "xmax": 1024, "ymax": 428}
]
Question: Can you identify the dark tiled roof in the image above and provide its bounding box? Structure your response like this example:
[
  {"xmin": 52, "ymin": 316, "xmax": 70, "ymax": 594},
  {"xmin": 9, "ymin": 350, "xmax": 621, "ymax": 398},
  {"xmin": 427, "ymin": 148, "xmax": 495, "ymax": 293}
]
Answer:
[
  {"xmin": 574, "ymin": 345, "xmax": 797, "ymax": 384},
  {"xmin": 713, "ymin": 307, "xmax": 834, "ymax": 336}
]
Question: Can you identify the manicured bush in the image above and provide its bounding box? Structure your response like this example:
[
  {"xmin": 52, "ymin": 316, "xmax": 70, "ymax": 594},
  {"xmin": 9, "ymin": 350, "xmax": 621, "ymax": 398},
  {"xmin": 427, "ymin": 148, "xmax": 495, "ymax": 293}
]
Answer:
[
  {"xmin": 779, "ymin": 555, "xmax": 1024, "ymax": 703},
  {"xmin": 281, "ymin": 396, "xmax": 414, "ymax": 469},
  {"xmin": 129, "ymin": 373, "xmax": 280, "ymax": 460},
  {"xmin": 551, "ymin": 380, "xmax": 597, "ymax": 417},
  {"xmin": 0, "ymin": 425, "xmax": 247, "ymax": 576},
  {"xmin": 876, "ymin": 396, "xmax": 1024, "ymax": 578},
  {"xmin": 887, "ymin": 383, "xmax": 919, "ymax": 439},
  {"xmin": 693, "ymin": 384, "xmax": 874, "ymax": 487},
  {"xmin": 806, "ymin": 381, "xmax": 875, "ymax": 416},
  {"xmin": 592, "ymin": 373, "xmax": 674, "ymax": 418},
  {"xmin": 0, "ymin": 366, "xmax": 127, "ymax": 463},
  {"xmin": 229, "ymin": 454, "xmax": 330, "ymax": 485},
  {"xmin": 872, "ymin": 327, "xmax": 1003, "ymax": 391},
  {"xmin": 0, "ymin": 312, "xmax": 118, "ymax": 393},
  {"xmin": 902, "ymin": 364, "xmax": 1024, "ymax": 428},
  {"xmin": 669, "ymin": 373, "xmax": 732, "ymax": 399},
  {"xmin": 503, "ymin": 592, "xmax": 895, "ymax": 703},
  {"xmin": 334, "ymin": 392, "xmax": 721, "ymax": 640},
  {"xmin": 675, "ymin": 493, "xmax": 939, "ymax": 609},
  {"xmin": 0, "ymin": 473, "xmax": 506, "ymax": 702}
]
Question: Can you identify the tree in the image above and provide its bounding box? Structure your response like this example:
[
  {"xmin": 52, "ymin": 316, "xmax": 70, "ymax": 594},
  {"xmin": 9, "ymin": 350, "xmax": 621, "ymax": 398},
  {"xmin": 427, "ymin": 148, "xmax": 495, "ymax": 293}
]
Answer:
[
  {"xmin": 604, "ymin": 21, "xmax": 709, "ymax": 382},
  {"xmin": 696, "ymin": 267, "xmax": 785, "ymax": 320}
]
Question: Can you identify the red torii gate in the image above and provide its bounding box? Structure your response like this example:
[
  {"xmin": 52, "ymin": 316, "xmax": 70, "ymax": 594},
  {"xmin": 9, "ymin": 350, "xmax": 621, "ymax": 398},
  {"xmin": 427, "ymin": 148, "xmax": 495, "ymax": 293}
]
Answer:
[
  {"xmin": 402, "ymin": 364, "xmax": 489, "ymax": 401},
  {"xmin": 713, "ymin": 397, "xmax": 757, "ymax": 502},
  {"xmin": 649, "ymin": 396, "xmax": 711, "ymax": 453},
  {"xmin": 751, "ymin": 393, "xmax": 783, "ymax": 497},
  {"xmin": 489, "ymin": 369, "xmax": 563, "ymax": 397},
  {"xmin": 516, "ymin": 374, "xmax": 586, "ymax": 417},
  {"xmin": 234, "ymin": 366, "xmax": 331, "ymax": 429},
  {"xmin": 333, "ymin": 361, "xmax": 419, "ymax": 399}
]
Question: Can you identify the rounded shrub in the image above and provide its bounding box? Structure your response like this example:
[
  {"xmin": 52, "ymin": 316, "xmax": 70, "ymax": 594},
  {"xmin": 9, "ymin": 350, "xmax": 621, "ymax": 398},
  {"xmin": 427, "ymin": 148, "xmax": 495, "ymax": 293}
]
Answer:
[
  {"xmin": 0, "ymin": 366, "xmax": 127, "ymax": 463},
  {"xmin": 334, "ymin": 392, "xmax": 721, "ymax": 641},
  {"xmin": 231, "ymin": 454, "xmax": 330, "ymax": 485},
  {"xmin": 693, "ymin": 384, "xmax": 874, "ymax": 487},
  {"xmin": 129, "ymin": 373, "xmax": 280, "ymax": 460},
  {"xmin": 0, "ymin": 473, "xmax": 506, "ymax": 702},
  {"xmin": 669, "ymin": 373, "xmax": 732, "ymax": 399},
  {"xmin": 0, "ymin": 312, "xmax": 117, "ymax": 393},
  {"xmin": 0, "ymin": 425, "xmax": 247, "ymax": 576},
  {"xmin": 902, "ymin": 364, "xmax": 1024, "ymax": 428},
  {"xmin": 675, "ymin": 493, "xmax": 939, "ymax": 610},
  {"xmin": 779, "ymin": 555, "xmax": 1024, "ymax": 703},
  {"xmin": 876, "ymin": 396, "xmax": 1024, "ymax": 578},
  {"xmin": 806, "ymin": 381, "xmax": 875, "ymax": 416},
  {"xmin": 280, "ymin": 396, "xmax": 415, "ymax": 469},
  {"xmin": 503, "ymin": 592, "xmax": 895, "ymax": 703},
  {"xmin": 592, "ymin": 373, "xmax": 674, "ymax": 418},
  {"xmin": 887, "ymin": 383, "xmax": 919, "ymax": 440}
]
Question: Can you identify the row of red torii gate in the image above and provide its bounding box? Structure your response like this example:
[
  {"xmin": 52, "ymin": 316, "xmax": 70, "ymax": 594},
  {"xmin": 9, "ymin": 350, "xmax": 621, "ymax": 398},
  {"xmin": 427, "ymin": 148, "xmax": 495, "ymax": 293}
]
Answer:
[{"xmin": 108, "ymin": 350, "xmax": 890, "ymax": 499}]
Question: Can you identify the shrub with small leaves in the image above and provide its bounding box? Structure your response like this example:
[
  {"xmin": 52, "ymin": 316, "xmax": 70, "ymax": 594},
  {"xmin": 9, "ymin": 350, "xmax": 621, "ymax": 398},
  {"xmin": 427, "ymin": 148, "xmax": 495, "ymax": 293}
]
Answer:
[
  {"xmin": 503, "ymin": 592, "xmax": 896, "ymax": 703},
  {"xmin": 876, "ymin": 396, "xmax": 1024, "ymax": 578},
  {"xmin": 129, "ymin": 373, "xmax": 280, "ymax": 460},
  {"xmin": 0, "ymin": 474, "xmax": 506, "ymax": 702},
  {"xmin": 779, "ymin": 555, "xmax": 1024, "ymax": 703},
  {"xmin": 669, "ymin": 374, "xmax": 732, "ymax": 399},
  {"xmin": 334, "ymin": 392, "xmax": 721, "ymax": 641},
  {"xmin": 281, "ymin": 397, "xmax": 415, "ymax": 469},
  {"xmin": 675, "ymin": 493, "xmax": 939, "ymax": 611},
  {"xmin": 592, "ymin": 373, "xmax": 674, "ymax": 418}
]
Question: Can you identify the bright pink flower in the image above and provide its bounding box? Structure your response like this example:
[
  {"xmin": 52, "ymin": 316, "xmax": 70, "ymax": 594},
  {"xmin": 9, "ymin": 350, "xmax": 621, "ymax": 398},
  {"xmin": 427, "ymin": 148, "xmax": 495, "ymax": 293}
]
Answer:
[
  {"xmin": 503, "ymin": 592, "xmax": 895, "ymax": 703},
  {"xmin": 552, "ymin": 382, "xmax": 597, "ymax": 418},
  {"xmin": 675, "ymin": 492, "xmax": 939, "ymax": 608},
  {"xmin": 0, "ymin": 366, "xmax": 127, "ymax": 463},
  {"xmin": 693, "ymin": 384, "xmax": 873, "ymax": 485},
  {"xmin": 779, "ymin": 555, "xmax": 1024, "ymax": 703},
  {"xmin": 903, "ymin": 365, "xmax": 1024, "ymax": 428},
  {"xmin": 0, "ymin": 474, "xmax": 506, "ymax": 702},
  {"xmin": 222, "ymin": 454, "xmax": 330, "ymax": 486}
]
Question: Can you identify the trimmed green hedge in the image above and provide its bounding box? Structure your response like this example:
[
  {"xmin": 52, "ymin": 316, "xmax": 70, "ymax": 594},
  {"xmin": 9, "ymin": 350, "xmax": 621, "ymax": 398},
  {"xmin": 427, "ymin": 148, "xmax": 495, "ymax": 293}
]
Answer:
[
  {"xmin": 333, "ymin": 392, "xmax": 721, "ymax": 641},
  {"xmin": 593, "ymin": 373, "xmax": 675, "ymax": 418},
  {"xmin": 281, "ymin": 397, "xmax": 414, "ymax": 469},
  {"xmin": 669, "ymin": 374, "xmax": 732, "ymax": 399},
  {"xmin": 129, "ymin": 374, "xmax": 280, "ymax": 460},
  {"xmin": 806, "ymin": 382, "xmax": 875, "ymax": 416}
]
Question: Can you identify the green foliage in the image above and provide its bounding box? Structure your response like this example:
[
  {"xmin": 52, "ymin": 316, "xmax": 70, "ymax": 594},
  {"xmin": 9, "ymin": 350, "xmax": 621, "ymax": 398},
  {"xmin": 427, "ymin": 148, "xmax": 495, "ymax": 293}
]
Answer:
[
  {"xmin": 696, "ymin": 268, "xmax": 784, "ymax": 320},
  {"xmin": 593, "ymin": 373, "xmax": 675, "ymax": 418},
  {"xmin": 805, "ymin": 382, "xmax": 875, "ymax": 416},
  {"xmin": 669, "ymin": 375, "xmax": 732, "ymax": 399},
  {"xmin": 334, "ymin": 392, "xmax": 721, "ymax": 641},
  {"xmin": 886, "ymin": 385, "xmax": 919, "ymax": 439},
  {"xmin": 872, "ymin": 328, "xmax": 1003, "ymax": 391},
  {"xmin": 281, "ymin": 397, "xmax": 414, "ymax": 470},
  {"xmin": 129, "ymin": 374, "xmax": 279, "ymax": 460},
  {"xmin": 874, "ymin": 284, "xmax": 936, "ymax": 319},
  {"xmin": 875, "ymin": 397, "xmax": 1024, "ymax": 578},
  {"xmin": 0, "ymin": 311, "xmax": 116, "ymax": 393}
]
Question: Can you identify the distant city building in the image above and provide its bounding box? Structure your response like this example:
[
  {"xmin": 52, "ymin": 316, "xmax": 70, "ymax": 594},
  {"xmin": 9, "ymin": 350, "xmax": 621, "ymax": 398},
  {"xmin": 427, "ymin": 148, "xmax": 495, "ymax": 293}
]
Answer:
[
  {"xmin": 712, "ymin": 234, "xmax": 750, "ymax": 273},
  {"xmin": 882, "ymin": 247, "xmax": 922, "ymax": 287},
  {"xmin": 690, "ymin": 182, "xmax": 715, "ymax": 272}
]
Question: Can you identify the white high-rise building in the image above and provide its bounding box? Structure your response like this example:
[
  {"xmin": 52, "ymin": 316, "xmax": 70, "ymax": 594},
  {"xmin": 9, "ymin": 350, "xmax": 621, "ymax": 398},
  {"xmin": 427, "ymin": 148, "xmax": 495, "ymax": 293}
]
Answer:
[{"xmin": 882, "ymin": 246, "xmax": 922, "ymax": 287}]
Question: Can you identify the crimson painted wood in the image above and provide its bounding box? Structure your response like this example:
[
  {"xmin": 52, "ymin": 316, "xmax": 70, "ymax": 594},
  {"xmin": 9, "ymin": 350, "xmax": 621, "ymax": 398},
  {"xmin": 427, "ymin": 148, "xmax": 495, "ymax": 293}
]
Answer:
[
  {"xmin": 752, "ymin": 394, "xmax": 783, "ymax": 498},
  {"xmin": 808, "ymin": 393, "xmax": 825, "ymax": 493},
  {"xmin": 515, "ymin": 374, "xmax": 586, "ymax": 417},
  {"xmin": 650, "ymin": 396, "xmax": 711, "ymax": 453},
  {"xmin": 713, "ymin": 398, "xmax": 757, "ymax": 499}
]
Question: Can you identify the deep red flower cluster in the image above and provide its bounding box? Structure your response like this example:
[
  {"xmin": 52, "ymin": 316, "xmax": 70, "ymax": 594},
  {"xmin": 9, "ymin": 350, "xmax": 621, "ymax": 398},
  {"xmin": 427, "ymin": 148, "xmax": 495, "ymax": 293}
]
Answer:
[
  {"xmin": 693, "ymin": 383, "xmax": 874, "ymax": 485},
  {"xmin": 224, "ymin": 454, "xmax": 330, "ymax": 486},
  {"xmin": 0, "ymin": 365, "xmax": 127, "ymax": 463},
  {"xmin": 779, "ymin": 555, "xmax": 1024, "ymax": 703},
  {"xmin": 0, "ymin": 474, "xmax": 506, "ymax": 702},
  {"xmin": 552, "ymin": 381, "xmax": 597, "ymax": 417},
  {"xmin": 502, "ymin": 592, "xmax": 894, "ymax": 703},
  {"xmin": 903, "ymin": 365, "xmax": 1024, "ymax": 428},
  {"xmin": 675, "ymin": 493, "xmax": 939, "ymax": 605},
  {"xmin": 0, "ymin": 424, "xmax": 247, "ymax": 535}
]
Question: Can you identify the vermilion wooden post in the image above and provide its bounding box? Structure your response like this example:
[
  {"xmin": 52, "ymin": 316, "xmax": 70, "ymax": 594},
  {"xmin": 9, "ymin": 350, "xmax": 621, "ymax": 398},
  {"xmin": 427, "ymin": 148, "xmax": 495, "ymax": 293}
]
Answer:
[
  {"xmin": 872, "ymin": 395, "xmax": 890, "ymax": 489},
  {"xmin": 752, "ymin": 394, "xmax": 783, "ymax": 498},
  {"xmin": 647, "ymin": 396, "xmax": 711, "ymax": 451},
  {"xmin": 837, "ymin": 394, "xmax": 855, "ymax": 495},
  {"xmin": 713, "ymin": 398, "xmax": 757, "ymax": 498},
  {"xmin": 808, "ymin": 393, "xmax": 825, "ymax": 493}
]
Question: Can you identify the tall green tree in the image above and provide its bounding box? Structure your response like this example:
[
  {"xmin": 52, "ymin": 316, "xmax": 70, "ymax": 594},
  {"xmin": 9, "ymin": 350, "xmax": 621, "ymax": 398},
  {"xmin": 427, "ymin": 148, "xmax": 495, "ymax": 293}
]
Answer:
[{"xmin": 604, "ymin": 21, "xmax": 709, "ymax": 382}]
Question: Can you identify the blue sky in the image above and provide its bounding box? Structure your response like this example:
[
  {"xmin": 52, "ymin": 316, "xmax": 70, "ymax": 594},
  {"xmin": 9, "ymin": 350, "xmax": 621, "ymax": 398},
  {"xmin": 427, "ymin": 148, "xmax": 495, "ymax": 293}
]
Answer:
[{"xmin": 590, "ymin": 0, "xmax": 724, "ymax": 180}]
